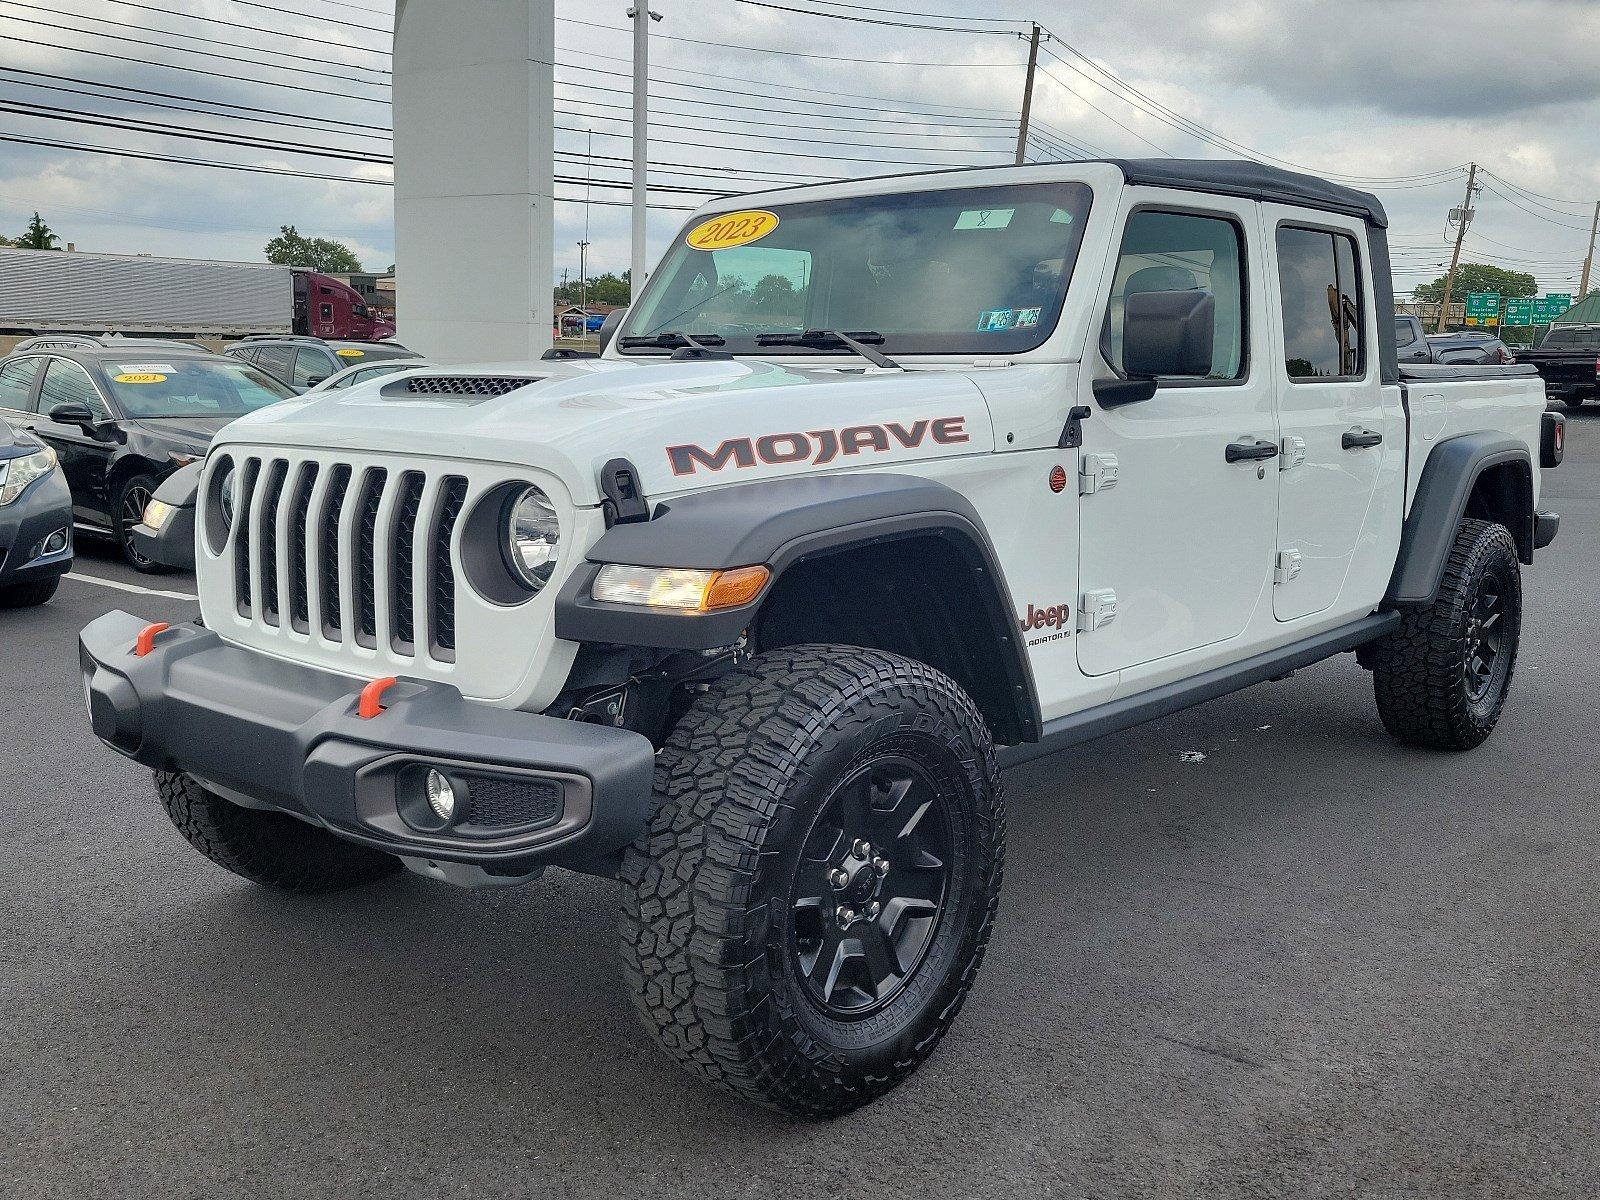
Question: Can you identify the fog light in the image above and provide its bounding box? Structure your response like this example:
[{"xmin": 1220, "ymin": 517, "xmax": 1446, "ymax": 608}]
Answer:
[
  {"xmin": 425, "ymin": 770, "xmax": 459, "ymax": 822},
  {"xmin": 43, "ymin": 529, "xmax": 68, "ymax": 555}
]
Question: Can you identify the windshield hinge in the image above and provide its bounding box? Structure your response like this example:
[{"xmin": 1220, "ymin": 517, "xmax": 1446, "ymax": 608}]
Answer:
[
  {"xmin": 600, "ymin": 458, "xmax": 649, "ymax": 526},
  {"xmin": 1059, "ymin": 405, "xmax": 1092, "ymax": 449}
]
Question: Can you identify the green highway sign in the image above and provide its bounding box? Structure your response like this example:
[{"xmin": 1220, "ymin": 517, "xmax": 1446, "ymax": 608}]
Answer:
[
  {"xmin": 1503, "ymin": 297, "xmax": 1535, "ymax": 325},
  {"xmin": 1533, "ymin": 294, "xmax": 1573, "ymax": 324},
  {"xmin": 1464, "ymin": 292, "xmax": 1501, "ymax": 325}
]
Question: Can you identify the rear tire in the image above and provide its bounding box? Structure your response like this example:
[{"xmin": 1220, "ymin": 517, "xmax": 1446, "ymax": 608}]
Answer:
[
  {"xmin": 156, "ymin": 771, "xmax": 401, "ymax": 893},
  {"xmin": 1370, "ymin": 518, "xmax": 1521, "ymax": 750},
  {"xmin": 620, "ymin": 646, "xmax": 1004, "ymax": 1117},
  {"xmin": 0, "ymin": 577, "xmax": 60, "ymax": 608}
]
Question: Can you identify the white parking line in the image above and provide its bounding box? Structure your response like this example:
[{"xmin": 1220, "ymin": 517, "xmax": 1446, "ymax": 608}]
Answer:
[{"xmin": 64, "ymin": 572, "xmax": 197, "ymax": 602}]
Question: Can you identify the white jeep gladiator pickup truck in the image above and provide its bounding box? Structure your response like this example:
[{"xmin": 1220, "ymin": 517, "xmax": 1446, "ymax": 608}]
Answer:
[{"xmin": 82, "ymin": 159, "xmax": 1565, "ymax": 1117}]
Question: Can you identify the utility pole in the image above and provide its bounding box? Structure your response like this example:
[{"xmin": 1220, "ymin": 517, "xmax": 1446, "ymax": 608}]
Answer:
[
  {"xmin": 1437, "ymin": 162, "xmax": 1479, "ymax": 333},
  {"xmin": 1014, "ymin": 23, "xmax": 1041, "ymax": 166},
  {"xmin": 629, "ymin": 4, "xmax": 663, "ymax": 301},
  {"xmin": 578, "ymin": 240, "xmax": 590, "ymax": 318},
  {"xmin": 1579, "ymin": 199, "xmax": 1600, "ymax": 300}
]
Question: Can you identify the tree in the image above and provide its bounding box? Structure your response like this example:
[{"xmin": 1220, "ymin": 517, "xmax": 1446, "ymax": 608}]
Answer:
[
  {"xmin": 1413, "ymin": 263, "xmax": 1537, "ymax": 303},
  {"xmin": 263, "ymin": 224, "xmax": 362, "ymax": 273},
  {"xmin": 13, "ymin": 212, "xmax": 60, "ymax": 250}
]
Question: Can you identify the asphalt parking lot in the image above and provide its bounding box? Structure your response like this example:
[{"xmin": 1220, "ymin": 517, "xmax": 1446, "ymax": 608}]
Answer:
[{"xmin": 2, "ymin": 415, "xmax": 1596, "ymax": 1199}]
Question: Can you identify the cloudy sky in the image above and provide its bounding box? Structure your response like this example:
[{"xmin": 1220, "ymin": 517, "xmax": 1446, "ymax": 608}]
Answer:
[{"xmin": 1, "ymin": 0, "xmax": 1597, "ymax": 298}]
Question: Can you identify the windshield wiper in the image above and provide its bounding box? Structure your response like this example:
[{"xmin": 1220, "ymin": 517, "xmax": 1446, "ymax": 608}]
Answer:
[
  {"xmin": 617, "ymin": 331, "xmax": 728, "ymax": 357},
  {"xmin": 755, "ymin": 330, "xmax": 901, "ymax": 370}
]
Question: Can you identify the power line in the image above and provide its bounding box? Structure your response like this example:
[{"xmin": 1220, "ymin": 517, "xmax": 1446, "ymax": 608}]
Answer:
[
  {"xmin": 1034, "ymin": 61, "xmax": 1173, "ymax": 156},
  {"xmin": 727, "ymin": 0, "xmax": 1025, "ymax": 36},
  {"xmin": 85, "ymin": 0, "xmax": 392, "ymax": 58},
  {"xmin": 1478, "ymin": 179, "xmax": 1594, "ymax": 232},
  {"xmin": 552, "ymin": 110, "xmax": 1006, "ymax": 161}
]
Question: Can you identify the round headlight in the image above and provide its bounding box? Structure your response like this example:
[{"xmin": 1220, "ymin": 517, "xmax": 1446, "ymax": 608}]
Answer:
[
  {"xmin": 506, "ymin": 485, "xmax": 560, "ymax": 591},
  {"xmin": 217, "ymin": 462, "xmax": 237, "ymax": 528},
  {"xmin": 424, "ymin": 769, "xmax": 459, "ymax": 822}
]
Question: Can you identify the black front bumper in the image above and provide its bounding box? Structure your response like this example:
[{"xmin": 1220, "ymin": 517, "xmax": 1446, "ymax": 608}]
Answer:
[
  {"xmin": 80, "ymin": 610, "xmax": 656, "ymax": 881},
  {"xmin": 0, "ymin": 469, "xmax": 72, "ymax": 588}
]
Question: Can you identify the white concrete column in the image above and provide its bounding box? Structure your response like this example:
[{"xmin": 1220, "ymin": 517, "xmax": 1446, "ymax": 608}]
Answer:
[{"xmin": 393, "ymin": 0, "xmax": 554, "ymax": 361}]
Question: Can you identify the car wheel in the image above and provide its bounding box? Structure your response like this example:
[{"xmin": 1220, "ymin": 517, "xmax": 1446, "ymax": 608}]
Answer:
[
  {"xmin": 114, "ymin": 474, "xmax": 172, "ymax": 574},
  {"xmin": 1370, "ymin": 518, "xmax": 1521, "ymax": 750},
  {"xmin": 620, "ymin": 645, "xmax": 1005, "ymax": 1117}
]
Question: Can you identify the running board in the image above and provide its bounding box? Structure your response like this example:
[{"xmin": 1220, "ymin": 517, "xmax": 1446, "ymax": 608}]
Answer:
[{"xmin": 998, "ymin": 611, "xmax": 1402, "ymax": 770}]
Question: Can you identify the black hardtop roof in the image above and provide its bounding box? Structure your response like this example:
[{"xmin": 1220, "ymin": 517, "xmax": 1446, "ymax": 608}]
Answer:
[{"xmin": 1107, "ymin": 159, "xmax": 1389, "ymax": 228}]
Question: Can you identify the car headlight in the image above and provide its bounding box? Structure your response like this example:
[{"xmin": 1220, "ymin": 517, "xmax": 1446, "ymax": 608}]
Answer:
[
  {"xmin": 217, "ymin": 462, "xmax": 237, "ymax": 528},
  {"xmin": 592, "ymin": 564, "xmax": 770, "ymax": 612},
  {"xmin": 505, "ymin": 485, "xmax": 560, "ymax": 591},
  {"xmin": 0, "ymin": 446, "xmax": 58, "ymax": 507},
  {"xmin": 143, "ymin": 498, "xmax": 176, "ymax": 531}
]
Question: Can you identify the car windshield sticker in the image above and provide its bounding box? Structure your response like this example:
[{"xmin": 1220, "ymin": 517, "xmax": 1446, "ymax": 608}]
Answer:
[
  {"xmin": 686, "ymin": 210, "xmax": 780, "ymax": 252},
  {"xmin": 1050, "ymin": 208, "xmax": 1076, "ymax": 224},
  {"xmin": 111, "ymin": 362, "xmax": 177, "ymax": 374},
  {"xmin": 113, "ymin": 372, "xmax": 167, "ymax": 384},
  {"xmin": 954, "ymin": 208, "xmax": 1015, "ymax": 231},
  {"xmin": 978, "ymin": 309, "xmax": 1017, "ymax": 332},
  {"xmin": 336, "ymin": 348, "xmax": 366, "ymax": 358},
  {"xmin": 1016, "ymin": 307, "xmax": 1042, "ymax": 329}
]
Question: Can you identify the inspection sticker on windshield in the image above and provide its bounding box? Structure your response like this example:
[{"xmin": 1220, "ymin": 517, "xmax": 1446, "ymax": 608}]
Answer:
[
  {"xmin": 336, "ymin": 348, "xmax": 366, "ymax": 358},
  {"xmin": 113, "ymin": 373, "xmax": 167, "ymax": 384},
  {"xmin": 1016, "ymin": 307, "xmax": 1042, "ymax": 329},
  {"xmin": 686, "ymin": 209, "xmax": 780, "ymax": 252},
  {"xmin": 955, "ymin": 208, "xmax": 1014, "ymax": 231},
  {"xmin": 112, "ymin": 362, "xmax": 176, "ymax": 374},
  {"xmin": 978, "ymin": 309, "xmax": 1017, "ymax": 332}
]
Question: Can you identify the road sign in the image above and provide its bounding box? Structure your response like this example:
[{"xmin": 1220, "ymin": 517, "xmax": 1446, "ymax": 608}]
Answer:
[
  {"xmin": 1464, "ymin": 292, "xmax": 1501, "ymax": 325},
  {"xmin": 1503, "ymin": 297, "xmax": 1535, "ymax": 325},
  {"xmin": 1533, "ymin": 294, "xmax": 1573, "ymax": 324}
]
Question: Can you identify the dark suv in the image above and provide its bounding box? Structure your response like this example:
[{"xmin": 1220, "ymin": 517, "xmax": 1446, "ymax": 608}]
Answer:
[
  {"xmin": 0, "ymin": 346, "xmax": 293, "ymax": 570},
  {"xmin": 225, "ymin": 336, "xmax": 419, "ymax": 392}
]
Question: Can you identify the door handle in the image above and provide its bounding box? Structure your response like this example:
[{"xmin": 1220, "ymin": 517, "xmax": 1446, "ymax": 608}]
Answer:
[
  {"xmin": 1342, "ymin": 428, "xmax": 1384, "ymax": 450},
  {"xmin": 1225, "ymin": 438, "xmax": 1280, "ymax": 463}
]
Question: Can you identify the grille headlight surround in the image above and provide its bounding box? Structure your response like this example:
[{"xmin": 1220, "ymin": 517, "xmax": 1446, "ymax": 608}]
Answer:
[
  {"xmin": 505, "ymin": 485, "xmax": 561, "ymax": 592},
  {"xmin": 0, "ymin": 446, "xmax": 58, "ymax": 507}
]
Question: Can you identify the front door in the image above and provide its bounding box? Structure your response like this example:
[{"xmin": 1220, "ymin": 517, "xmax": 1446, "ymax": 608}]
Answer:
[
  {"xmin": 1264, "ymin": 213, "xmax": 1389, "ymax": 622},
  {"xmin": 35, "ymin": 359, "xmax": 116, "ymax": 526},
  {"xmin": 1076, "ymin": 199, "xmax": 1280, "ymax": 677}
]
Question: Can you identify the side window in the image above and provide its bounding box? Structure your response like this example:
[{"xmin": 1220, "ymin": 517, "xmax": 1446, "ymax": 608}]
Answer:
[
  {"xmin": 319, "ymin": 303, "xmax": 334, "ymax": 322},
  {"xmin": 253, "ymin": 344, "xmax": 295, "ymax": 380},
  {"xmin": 1394, "ymin": 317, "xmax": 1419, "ymax": 351},
  {"xmin": 0, "ymin": 358, "xmax": 43, "ymax": 412},
  {"xmin": 1277, "ymin": 226, "xmax": 1366, "ymax": 381},
  {"xmin": 1107, "ymin": 210, "xmax": 1246, "ymax": 381},
  {"xmin": 290, "ymin": 350, "xmax": 325, "ymax": 387},
  {"xmin": 39, "ymin": 359, "xmax": 111, "ymax": 419}
]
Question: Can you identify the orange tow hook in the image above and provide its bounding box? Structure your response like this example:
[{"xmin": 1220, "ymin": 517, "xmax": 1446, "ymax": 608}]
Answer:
[
  {"xmin": 358, "ymin": 676, "xmax": 399, "ymax": 720},
  {"xmin": 134, "ymin": 622, "xmax": 171, "ymax": 657}
]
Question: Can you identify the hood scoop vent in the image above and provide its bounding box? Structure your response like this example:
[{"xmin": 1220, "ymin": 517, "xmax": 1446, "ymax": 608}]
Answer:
[{"xmin": 386, "ymin": 376, "xmax": 539, "ymax": 400}]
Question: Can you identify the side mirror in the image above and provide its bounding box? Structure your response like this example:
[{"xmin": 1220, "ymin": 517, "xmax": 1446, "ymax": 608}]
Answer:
[
  {"xmin": 48, "ymin": 401, "xmax": 97, "ymax": 427},
  {"xmin": 1122, "ymin": 288, "xmax": 1217, "ymax": 380},
  {"xmin": 304, "ymin": 376, "xmax": 327, "ymax": 386},
  {"xmin": 597, "ymin": 308, "xmax": 627, "ymax": 354}
]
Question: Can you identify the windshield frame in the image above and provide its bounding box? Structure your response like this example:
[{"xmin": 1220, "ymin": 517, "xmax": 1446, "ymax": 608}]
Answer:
[
  {"xmin": 619, "ymin": 181, "xmax": 1094, "ymax": 359},
  {"xmin": 98, "ymin": 356, "xmax": 296, "ymax": 419}
]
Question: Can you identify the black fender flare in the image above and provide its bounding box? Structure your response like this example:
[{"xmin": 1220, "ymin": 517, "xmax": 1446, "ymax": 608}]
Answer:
[
  {"xmin": 1385, "ymin": 432, "xmax": 1532, "ymax": 607},
  {"xmin": 130, "ymin": 461, "xmax": 201, "ymax": 571},
  {"xmin": 555, "ymin": 473, "xmax": 1041, "ymax": 741}
]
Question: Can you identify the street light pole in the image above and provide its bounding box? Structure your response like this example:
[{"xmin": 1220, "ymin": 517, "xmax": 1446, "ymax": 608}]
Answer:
[
  {"xmin": 1579, "ymin": 199, "xmax": 1600, "ymax": 301},
  {"xmin": 629, "ymin": 4, "xmax": 663, "ymax": 302}
]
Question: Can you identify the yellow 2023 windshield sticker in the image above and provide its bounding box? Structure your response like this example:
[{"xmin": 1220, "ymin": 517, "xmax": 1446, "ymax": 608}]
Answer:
[
  {"xmin": 336, "ymin": 348, "xmax": 366, "ymax": 358},
  {"xmin": 114, "ymin": 373, "xmax": 166, "ymax": 384},
  {"xmin": 686, "ymin": 210, "xmax": 779, "ymax": 252}
]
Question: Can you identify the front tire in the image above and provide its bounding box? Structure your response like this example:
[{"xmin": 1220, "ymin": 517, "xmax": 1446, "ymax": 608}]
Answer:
[
  {"xmin": 114, "ymin": 474, "xmax": 172, "ymax": 574},
  {"xmin": 1371, "ymin": 518, "xmax": 1522, "ymax": 750},
  {"xmin": 157, "ymin": 771, "xmax": 401, "ymax": 893},
  {"xmin": 0, "ymin": 577, "xmax": 60, "ymax": 608},
  {"xmin": 620, "ymin": 646, "xmax": 1004, "ymax": 1117}
]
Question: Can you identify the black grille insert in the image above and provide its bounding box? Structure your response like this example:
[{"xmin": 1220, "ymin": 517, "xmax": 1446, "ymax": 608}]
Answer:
[
  {"xmin": 232, "ymin": 458, "xmax": 260, "ymax": 618},
  {"xmin": 318, "ymin": 463, "xmax": 352, "ymax": 638},
  {"xmin": 404, "ymin": 376, "xmax": 530, "ymax": 397},
  {"xmin": 286, "ymin": 462, "xmax": 318, "ymax": 633},
  {"xmin": 430, "ymin": 477, "xmax": 468, "ymax": 658},
  {"xmin": 256, "ymin": 460, "xmax": 289, "ymax": 626},
  {"xmin": 391, "ymin": 472, "xmax": 425, "ymax": 653},
  {"xmin": 461, "ymin": 774, "xmax": 563, "ymax": 831},
  {"xmin": 354, "ymin": 467, "xmax": 387, "ymax": 647}
]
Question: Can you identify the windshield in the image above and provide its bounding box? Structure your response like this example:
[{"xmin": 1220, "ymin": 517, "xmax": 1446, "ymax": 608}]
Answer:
[
  {"xmin": 102, "ymin": 358, "xmax": 295, "ymax": 418},
  {"xmin": 622, "ymin": 182, "xmax": 1093, "ymax": 356}
]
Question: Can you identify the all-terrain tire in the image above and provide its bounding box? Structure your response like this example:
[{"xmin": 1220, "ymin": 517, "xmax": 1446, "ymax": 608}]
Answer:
[
  {"xmin": 0, "ymin": 577, "xmax": 59, "ymax": 608},
  {"xmin": 1371, "ymin": 518, "xmax": 1521, "ymax": 750},
  {"xmin": 156, "ymin": 771, "xmax": 401, "ymax": 893},
  {"xmin": 620, "ymin": 645, "xmax": 1005, "ymax": 1118}
]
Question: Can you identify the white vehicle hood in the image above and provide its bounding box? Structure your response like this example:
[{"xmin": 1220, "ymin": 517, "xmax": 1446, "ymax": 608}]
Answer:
[{"xmin": 214, "ymin": 357, "xmax": 995, "ymax": 505}]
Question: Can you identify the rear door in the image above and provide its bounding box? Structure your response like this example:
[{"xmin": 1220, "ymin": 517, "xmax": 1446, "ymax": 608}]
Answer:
[
  {"xmin": 1075, "ymin": 197, "xmax": 1280, "ymax": 677},
  {"xmin": 1264, "ymin": 212, "xmax": 1391, "ymax": 622}
]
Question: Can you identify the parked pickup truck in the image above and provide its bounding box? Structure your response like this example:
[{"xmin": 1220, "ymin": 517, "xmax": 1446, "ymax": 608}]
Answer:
[
  {"xmin": 1520, "ymin": 323, "xmax": 1600, "ymax": 408},
  {"xmin": 81, "ymin": 159, "xmax": 1563, "ymax": 1118}
]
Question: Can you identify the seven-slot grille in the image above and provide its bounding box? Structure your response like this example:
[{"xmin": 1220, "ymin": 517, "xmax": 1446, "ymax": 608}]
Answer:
[{"xmin": 220, "ymin": 453, "xmax": 468, "ymax": 660}]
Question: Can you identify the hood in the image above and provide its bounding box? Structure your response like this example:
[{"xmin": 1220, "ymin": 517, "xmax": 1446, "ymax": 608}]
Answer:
[
  {"xmin": 214, "ymin": 358, "xmax": 995, "ymax": 506},
  {"xmin": 128, "ymin": 415, "xmax": 238, "ymax": 447}
]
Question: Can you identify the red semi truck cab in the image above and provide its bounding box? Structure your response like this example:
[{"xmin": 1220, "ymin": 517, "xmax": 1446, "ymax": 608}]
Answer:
[{"xmin": 292, "ymin": 271, "xmax": 395, "ymax": 342}]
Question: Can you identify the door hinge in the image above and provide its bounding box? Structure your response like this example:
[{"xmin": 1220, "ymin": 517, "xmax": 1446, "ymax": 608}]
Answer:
[
  {"xmin": 1079, "ymin": 452, "xmax": 1120, "ymax": 495},
  {"xmin": 1079, "ymin": 588, "xmax": 1118, "ymax": 632},
  {"xmin": 1275, "ymin": 548, "xmax": 1303, "ymax": 585},
  {"xmin": 1280, "ymin": 435, "xmax": 1307, "ymax": 471}
]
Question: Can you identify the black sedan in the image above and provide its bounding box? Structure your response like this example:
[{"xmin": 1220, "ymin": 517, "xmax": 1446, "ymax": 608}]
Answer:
[
  {"xmin": 0, "ymin": 346, "xmax": 294, "ymax": 571},
  {"xmin": 0, "ymin": 414, "xmax": 73, "ymax": 607}
]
